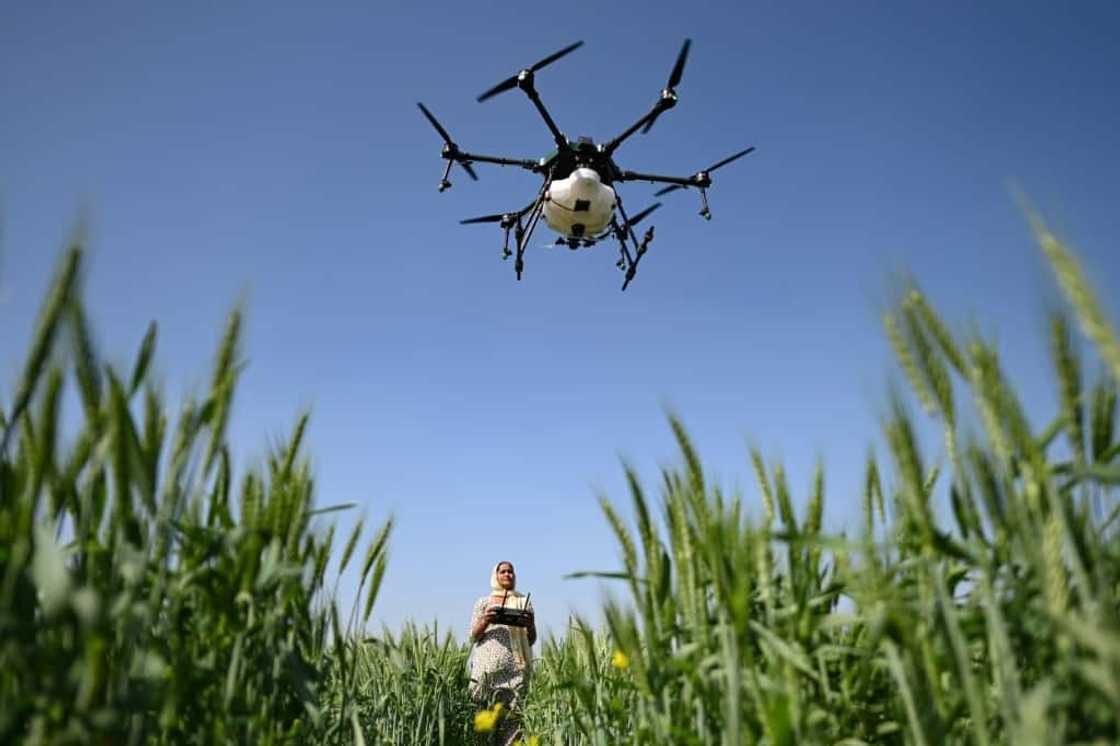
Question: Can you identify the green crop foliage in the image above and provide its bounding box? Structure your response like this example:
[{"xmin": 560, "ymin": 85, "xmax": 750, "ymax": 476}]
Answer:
[
  {"xmin": 0, "ymin": 240, "xmax": 392, "ymax": 744},
  {"xmin": 512, "ymin": 213, "xmax": 1118, "ymax": 745},
  {"xmin": 3, "ymin": 208, "xmax": 1117, "ymax": 744}
]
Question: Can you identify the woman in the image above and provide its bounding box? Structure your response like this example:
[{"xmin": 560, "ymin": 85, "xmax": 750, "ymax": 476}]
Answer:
[{"xmin": 468, "ymin": 561, "xmax": 536, "ymax": 744}]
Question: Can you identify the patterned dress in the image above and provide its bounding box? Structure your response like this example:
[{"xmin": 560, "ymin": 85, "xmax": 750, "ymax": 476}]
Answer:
[{"xmin": 469, "ymin": 596, "xmax": 530, "ymax": 745}]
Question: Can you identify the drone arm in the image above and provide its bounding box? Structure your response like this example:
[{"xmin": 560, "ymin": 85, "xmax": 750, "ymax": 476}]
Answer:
[
  {"xmin": 477, "ymin": 42, "xmax": 582, "ymax": 149},
  {"xmin": 606, "ymin": 39, "xmax": 690, "ymax": 155},
  {"xmin": 523, "ymin": 85, "xmax": 569, "ymax": 151},
  {"xmin": 452, "ymin": 150, "xmax": 541, "ymax": 172},
  {"xmin": 617, "ymin": 169, "xmax": 701, "ymax": 188},
  {"xmin": 603, "ymin": 99, "xmax": 671, "ymax": 155}
]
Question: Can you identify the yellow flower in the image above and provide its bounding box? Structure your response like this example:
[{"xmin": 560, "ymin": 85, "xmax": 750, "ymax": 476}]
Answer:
[
  {"xmin": 473, "ymin": 702, "xmax": 505, "ymax": 733},
  {"xmin": 513, "ymin": 737, "xmax": 540, "ymax": 746},
  {"xmin": 474, "ymin": 709, "xmax": 497, "ymax": 733},
  {"xmin": 611, "ymin": 650, "xmax": 630, "ymax": 670}
]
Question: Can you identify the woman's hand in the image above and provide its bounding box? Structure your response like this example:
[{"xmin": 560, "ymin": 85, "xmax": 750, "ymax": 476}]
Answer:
[{"xmin": 472, "ymin": 607, "xmax": 498, "ymax": 641}]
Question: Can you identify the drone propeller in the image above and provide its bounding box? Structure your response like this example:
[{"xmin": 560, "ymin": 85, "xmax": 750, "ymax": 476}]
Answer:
[
  {"xmin": 477, "ymin": 41, "xmax": 584, "ymax": 102},
  {"xmin": 625, "ymin": 202, "xmax": 662, "ymax": 229},
  {"xmin": 641, "ymin": 39, "xmax": 691, "ymax": 135},
  {"xmin": 416, "ymin": 102, "xmax": 478, "ymax": 181},
  {"xmin": 460, "ymin": 212, "xmax": 512, "ymax": 225},
  {"xmin": 654, "ymin": 146, "xmax": 755, "ymax": 195}
]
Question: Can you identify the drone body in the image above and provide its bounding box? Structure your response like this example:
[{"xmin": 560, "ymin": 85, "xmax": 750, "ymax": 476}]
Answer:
[
  {"xmin": 418, "ymin": 40, "xmax": 754, "ymax": 289},
  {"xmin": 542, "ymin": 167, "xmax": 616, "ymax": 239}
]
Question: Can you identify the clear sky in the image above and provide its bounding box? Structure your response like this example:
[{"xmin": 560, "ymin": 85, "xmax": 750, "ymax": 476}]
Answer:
[{"xmin": 3, "ymin": 1, "xmax": 1118, "ymax": 640}]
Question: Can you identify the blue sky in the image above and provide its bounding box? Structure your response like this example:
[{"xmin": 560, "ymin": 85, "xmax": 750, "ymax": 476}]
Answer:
[{"xmin": 3, "ymin": 1, "xmax": 1119, "ymax": 639}]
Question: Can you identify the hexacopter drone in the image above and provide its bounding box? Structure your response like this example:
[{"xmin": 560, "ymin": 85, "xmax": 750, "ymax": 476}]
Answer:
[{"xmin": 418, "ymin": 39, "xmax": 754, "ymax": 290}]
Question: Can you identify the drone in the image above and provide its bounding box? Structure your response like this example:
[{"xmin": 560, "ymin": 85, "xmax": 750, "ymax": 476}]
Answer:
[{"xmin": 418, "ymin": 39, "xmax": 755, "ymax": 290}]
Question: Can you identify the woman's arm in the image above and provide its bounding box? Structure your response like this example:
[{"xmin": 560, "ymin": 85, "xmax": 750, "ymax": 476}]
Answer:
[
  {"xmin": 470, "ymin": 601, "xmax": 497, "ymax": 642},
  {"xmin": 470, "ymin": 616, "xmax": 488, "ymax": 642}
]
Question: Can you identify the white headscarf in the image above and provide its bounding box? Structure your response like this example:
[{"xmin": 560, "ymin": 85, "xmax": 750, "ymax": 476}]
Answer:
[{"xmin": 489, "ymin": 561, "xmax": 533, "ymax": 669}]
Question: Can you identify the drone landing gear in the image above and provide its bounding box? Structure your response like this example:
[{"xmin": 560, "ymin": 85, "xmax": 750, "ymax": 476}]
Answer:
[
  {"xmin": 500, "ymin": 222, "xmax": 513, "ymax": 260},
  {"xmin": 514, "ymin": 200, "xmax": 546, "ymax": 280},
  {"xmin": 619, "ymin": 226, "xmax": 654, "ymax": 291},
  {"xmin": 604, "ymin": 198, "xmax": 661, "ymax": 291},
  {"xmin": 609, "ymin": 200, "xmax": 658, "ymax": 291},
  {"xmin": 438, "ymin": 159, "xmax": 454, "ymax": 192},
  {"xmin": 514, "ymin": 220, "xmax": 526, "ymax": 278},
  {"xmin": 460, "ymin": 184, "xmax": 551, "ymax": 281},
  {"xmin": 698, "ymin": 187, "xmax": 711, "ymax": 220}
]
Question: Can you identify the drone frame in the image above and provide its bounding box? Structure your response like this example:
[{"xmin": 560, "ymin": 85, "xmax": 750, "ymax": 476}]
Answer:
[{"xmin": 419, "ymin": 39, "xmax": 754, "ymax": 289}]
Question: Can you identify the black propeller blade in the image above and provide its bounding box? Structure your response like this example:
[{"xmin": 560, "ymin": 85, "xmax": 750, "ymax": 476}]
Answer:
[
  {"xmin": 706, "ymin": 146, "xmax": 756, "ymax": 172},
  {"xmin": 642, "ymin": 39, "xmax": 691, "ymax": 134},
  {"xmin": 417, "ymin": 102, "xmax": 451, "ymax": 142},
  {"xmin": 417, "ymin": 102, "xmax": 478, "ymax": 180},
  {"xmin": 667, "ymin": 38, "xmax": 691, "ymax": 90},
  {"xmin": 477, "ymin": 41, "xmax": 584, "ymax": 102},
  {"xmin": 460, "ymin": 213, "xmax": 508, "ymax": 225},
  {"xmin": 624, "ymin": 202, "xmax": 662, "ymax": 229},
  {"xmin": 655, "ymin": 146, "xmax": 755, "ymax": 195}
]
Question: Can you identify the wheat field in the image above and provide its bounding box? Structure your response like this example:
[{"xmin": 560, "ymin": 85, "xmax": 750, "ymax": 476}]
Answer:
[{"xmin": 2, "ymin": 212, "xmax": 1116, "ymax": 744}]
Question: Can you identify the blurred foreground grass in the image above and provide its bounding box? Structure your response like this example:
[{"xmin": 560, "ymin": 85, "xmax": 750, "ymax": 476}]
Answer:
[
  {"xmin": 2, "ymin": 213, "xmax": 1117, "ymax": 744},
  {"xmin": 0, "ymin": 240, "xmax": 391, "ymax": 744}
]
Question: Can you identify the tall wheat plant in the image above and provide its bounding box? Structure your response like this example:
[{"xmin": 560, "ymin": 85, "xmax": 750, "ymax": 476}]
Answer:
[
  {"xmin": 0, "ymin": 238, "xmax": 391, "ymax": 745},
  {"xmin": 529, "ymin": 212, "xmax": 1119, "ymax": 744}
]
